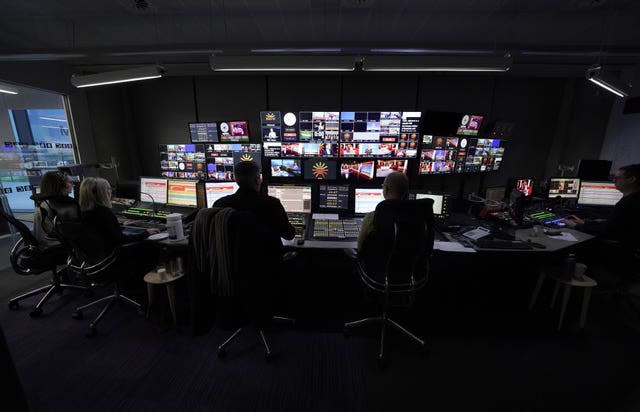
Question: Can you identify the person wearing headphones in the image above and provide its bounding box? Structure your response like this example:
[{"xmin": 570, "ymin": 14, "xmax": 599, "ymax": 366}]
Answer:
[{"xmin": 357, "ymin": 172, "xmax": 410, "ymax": 251}]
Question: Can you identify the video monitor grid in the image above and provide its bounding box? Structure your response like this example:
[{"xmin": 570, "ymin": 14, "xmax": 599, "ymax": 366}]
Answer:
[
  {"xmin": 339, "ymin": 160, "xmax": 375, "ymax": 182},
  {"xmin": 464, "ymin": 139, "xmax": 504, "ymax": 173},
  {"xmin": 159, "ymin": 144, "xmax": 206, "ymax": 180}
]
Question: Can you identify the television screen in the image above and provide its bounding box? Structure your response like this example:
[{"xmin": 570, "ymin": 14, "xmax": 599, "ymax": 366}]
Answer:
[
  {"xmin": 457, "ymin": 114, "xmax": 484, "ymax": 136},
  {"xmin": 219, "ymin": 120, "xmax": 249, "ymax": 142},
  {"xmin": 355, "ymin": 188, "xmax": 384, "ymax": 214},
  {"xmin": 298, "ymin": 111, "xmax": 340, "ymax": 142},
  {"xmin": 515, "ymin": 179, "xmax": 534, "ymax": 197},
  {"xmin": 189, "ymin": 122, "xmax": 219, "ymax": 143},
  {"xmin": 260, "ymin": 111, "xmax": 282, "ymax": 142},
  {"xmin": 205, "ymin": 144, "xmax": 261, "ymax": 180},
  {"xmin": 340, "ymin": 160, "xmax": 375, "ymax": 182},
  {"xmin": 318, "ymin": 184, "xmax": 349, "ymax": 210},
  {"xmin": 268, "ymin": 185, "xmax": 312, "ymax": 213},
  {"xmin": 159, "ymin": 144, "xmax": 206, "ymax": 180},
  {"xmin": 205, "ymin": 182, "xmax": 239, "ymax": 207},
  {"xmin": 415, "ymin": 193, "xmax": 447, "ymax": 217},
  {"xmin": 375, "ymin": 160, "xmax": 408, "ymax": 177},
  {"xmin": 139, "ymin": 177, "xmax": 168, "ymax": 204},
  {"xmin": 548, "ymin": 178, "xmax": 580, "ymax": 199},
  {"xmin": 281, "ymin": 142, "xmax": 338, "ymax": 157},
  {"xmin": 577, "ymin": 181, "xmax": 622, "ymax": 206},
  {"xmin": 167, "ymin": 179, "xmax": 198, "ymax": 207},
  {"xmin": 464, "ymin": 139, "xmax": 504, "ymax": 173},
  {"xmin": 304, "ymin": 158, "xmax": 337, "ymax": 180},
  {"xmin": 270, "ymin": 159, "xmax": 302, "ymax": 177}
]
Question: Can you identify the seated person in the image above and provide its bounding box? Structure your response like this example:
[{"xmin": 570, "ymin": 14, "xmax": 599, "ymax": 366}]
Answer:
[
  {"xmin": 563, "ymin": 163, "xmax": 640, "ymax": 249},
  {"xmin": 79, "ymin": 177, "xmax": 158, "ymax": 257},
  {"xmin": 357, "ymin": 171, "xmax": 409, "ymax": 251},
  {"xmin": 213, "ymin": 161, "xmax": 295, "ymax": 250},
  {"xmin": 33, "ymin": 171, "xmax": 74, "ymax": 248}
]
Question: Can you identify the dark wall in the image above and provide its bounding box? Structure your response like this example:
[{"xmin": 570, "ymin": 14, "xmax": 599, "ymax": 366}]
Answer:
[{"xmin": 86, "ymin": 73, "xmax": 613, "ymax": 196}]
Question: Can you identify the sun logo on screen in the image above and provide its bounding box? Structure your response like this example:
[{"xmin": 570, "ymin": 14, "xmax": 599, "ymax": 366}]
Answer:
[
  {"xmin": 240, "ymin": 154, "xmax": 254, "ymax": 162},
  {"xmin": 264, "ymin": 112, "xmax": 277, "ymax": 121},
  {"xmin": 312, "ymin": 162, "xmax": 329, "ymax": 179}
]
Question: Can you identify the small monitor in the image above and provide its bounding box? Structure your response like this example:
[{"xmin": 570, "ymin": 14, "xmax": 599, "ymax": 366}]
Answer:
[
  {"xmin": 318, "ymin": 184, "xmax": 349, "ymax": 211},
  {"xmin": 355, "ymin": 188, "xmax": 384, "ymax": 214},
  {"xmin": 577, "ymin": 159, "xmax": 612, "ymax": 181},
  {"xmin": 189, "ymin": 122, "xmax": 219, "ymax": 143},
  {"xmin": 415, "ymin": 193, "xmax": 449, "ymax": 218},
  {"xmin": 268, "ymin": 185, "xmax": 312, "ymax": 213},
  {"xmin": 485, "ymin": 187, "xmax": 506, "ymax": 203},
  {"xmin": 167, "ymin": 179, "xmax": 198, "ymax": 207},
  {"xmin": 219, "ymin": 120, "xmax": 249, "ymax": 143},
  {"xmin": 139, "ymin": 177, "xmax": 168, "ymax": 204},
  {"xmin": 304, "ymin": 158, "xmax": 337, "ymax": 180},
  {"xmin": 270, "ymin": 159, "xmax": 302, "ymax": 178},
  {"xmin": 515, "ymin": 178, "xmax": 534, "ymax": 197},
  {"xmin": 205, "ymin": 182, "xmax": 239, "ymax": 207},
  {"xmin": 577, "ymin": 181, "xmax": 623, "ymax": 206},
  {"xmin": 548, "ymin": 178, "xmax": 580, "ymax": 199}
]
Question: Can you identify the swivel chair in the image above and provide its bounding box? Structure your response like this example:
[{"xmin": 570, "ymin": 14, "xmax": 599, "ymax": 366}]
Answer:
[
  {"xmin": 344, "ymin": 198, "xmax": 434, "ymax": 366},
  {"xmin": 55, "ymin": 218, "xmax": 145, "ymax": 337},
  {"xmin": 1, "ymin": 207, "xmax": 89, "ymax": 317},
  {"xmin": 191, "ymin": 207, "xmax": 294, "ymax": 361}
]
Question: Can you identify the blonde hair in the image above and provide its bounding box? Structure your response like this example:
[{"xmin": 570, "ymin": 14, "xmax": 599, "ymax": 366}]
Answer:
[{"xmin": 79, "ymin": 177, "xmax": 112, "ymax": 211}]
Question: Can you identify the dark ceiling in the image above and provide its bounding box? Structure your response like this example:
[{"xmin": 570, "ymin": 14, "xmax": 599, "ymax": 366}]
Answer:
[{"xmin": 0, "ymin": 0, "xmax": 638, "ymax": 75}]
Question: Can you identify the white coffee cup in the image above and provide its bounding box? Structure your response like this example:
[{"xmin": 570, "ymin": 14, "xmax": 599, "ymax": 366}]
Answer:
[{"xmin": 574, "ymin": 263, "xmax": 587, "ymax": 280}]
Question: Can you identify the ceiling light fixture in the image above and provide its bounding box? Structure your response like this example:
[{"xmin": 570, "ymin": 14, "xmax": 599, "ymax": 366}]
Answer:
[
  {"xmin": 585, "ymin": 65, "xmax": 629, "ymax": 98},
  {"xmin": 251, "ymin": 48, "xmax": 343, "ymax": 53},
  {"xmin": 70, "ymin": 65, "xmax": 164, "ymax": 88},
  {"xmin": 0, "ymin": 83, "xmax": 19, "ymax": 95},
  {"xmin": 362, "ymin": 55, "xmax": 512, "ymax": 72},
  {"xmin": 210, "ymin": 55, "xmax": 356, "ymax": 72}
]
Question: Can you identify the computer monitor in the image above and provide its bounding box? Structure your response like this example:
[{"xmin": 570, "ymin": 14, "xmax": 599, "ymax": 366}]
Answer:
[
  {"xmin": 548, "ymin": 178, "xmax": 580, "ymax": 199},
  {"xmin": 515, "ymin": 178, "xmax": 534, "ymax": 197},
  {"xmin": 485, "ymin": 186, "xmax": 506, "ymax": 203},
  {"xmin": 167, "ymin": 179, "xmax": 198, "ymax": 207},
  {"xmin": 189, "ymin": 122, "xmax": 219, "ymax": 143},
  {"xmin": 270, "ymin": 158, "xmax": 302, "ymax": 178},
  {"xmin": 317, "ymin": 184, "xmax": 350, "ymax": 211},
  {"xmin": 577, "ymin": 159, "xmax": 612, "ymax": 181},
  {"xmin": 139, "ymin": 177, "xmax": 168, "ymax": 204},
  {"xmin": 205, "ymin": 182, "xmax": 239, "ymax": 207},
  {"xmin": 267, "ymin": 185, "xmax": 312, "ymax": 213},
  {"xmin": 354, "ymin": 188, "xmax": 384, "ymax": 214},
  {"xmin": 304, "ymin": 158, "xmax": 337, "ymax": 180},
  {"xmin": 577, "ymin": 181, "xmax": 623, "ymax": 206},
  {"xmin": 414, "ymin": 193, "xmax": 449, "ymax": 218}
]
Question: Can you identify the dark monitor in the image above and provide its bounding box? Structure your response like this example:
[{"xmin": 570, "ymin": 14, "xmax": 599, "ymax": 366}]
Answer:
[
  {"xmin": 515, "ymin": 178, "xmax": 534, "ymax": 197},
  {"xmin": 267, "ymin": 185, "xmax": 312, "ymax": 213},
  {"xmin": 189, "ymin": 122, "xmax": 219, "ymax": 143},
  {"xmin": 304, "ymin": 158, "xmax": 337, "ymax": 180},
  {"xmin": 577, "ymin": 181, "xmax": 623, "ymax": 207},
  {"xmin": 413, "ymin": 193, "xmax": 449, "ymax": 218},
  {"xmin": 139, "ymin": 177, "xmax": 168, "ymax": 204},
  {"xmin": 577, "ymin": 159, "xmax": 612, "ymax": 181},
  {"xmin": 166, "ymin": 179, "xmax": 198, "ymax": 207},
  {"xmin": 317, "ymin": 184, "xmax": 350, "ymax": 212},
  {"xmin": 485, "ymin": 186, "xmax": 506, "ymax": 203},
  {"xmin": 548, "ymin": 177, "xmax": 580, "ymax": 199}
]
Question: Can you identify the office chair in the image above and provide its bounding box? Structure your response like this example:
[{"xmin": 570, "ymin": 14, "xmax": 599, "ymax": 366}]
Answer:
[
  {"xmin": 191, "ymin": 207, "xmax": 294, "ymax": 361},
  {"xmin": 1, "ymin": 207, "xmax": 89, "ymax": 317},
  {"xmin": 344, "ymin": 198, "xmax": 434, "ymax": 366},
  {"xmin": 55, "ymin": 218, "xmax": 145, "ymax": 337}
]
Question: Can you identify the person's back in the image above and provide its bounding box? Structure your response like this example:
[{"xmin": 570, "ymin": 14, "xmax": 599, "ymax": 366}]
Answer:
[{"xmin": 33, "ymin": 171, "xmax": 74, "ymax": 249}]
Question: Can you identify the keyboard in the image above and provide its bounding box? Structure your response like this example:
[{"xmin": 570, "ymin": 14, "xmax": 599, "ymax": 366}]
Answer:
[
  {"xmin": 311, "ymin": 218, "xmax": 362, "ymax": 240},
  {"xmin": 474, "ymin": 239, "xmax": 533, "ymax": 250}
]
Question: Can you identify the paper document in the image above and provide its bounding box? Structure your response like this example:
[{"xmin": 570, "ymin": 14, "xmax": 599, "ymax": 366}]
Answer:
[
  {"xmin": 551, "ymin": 232, "xmax": 578, "ymax": 242},
  {"xmin": 434, "ymin": 240, "xmax": 477, "ymax": 253}
]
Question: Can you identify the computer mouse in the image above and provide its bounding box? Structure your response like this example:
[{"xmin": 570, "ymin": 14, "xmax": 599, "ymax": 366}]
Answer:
[{"xmin": 527, "ymin": 240, "xmax": 546, "ymax": 249}]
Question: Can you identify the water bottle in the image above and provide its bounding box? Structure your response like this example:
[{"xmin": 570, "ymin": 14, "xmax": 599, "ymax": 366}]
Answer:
[
  {"xmin": 165, "ymin": 213, "xmax": 184, "ymax": 240},
  {"xmin": 563, "ymin": 253, "xmax": 576, "ymax": 280}
]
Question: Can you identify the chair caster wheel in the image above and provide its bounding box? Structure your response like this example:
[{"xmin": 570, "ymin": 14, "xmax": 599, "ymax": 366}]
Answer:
[
  {"xmin": 29, "ymin": 307, "xmax": 43, "ymax": 318},
  {"xmin": 217, "ymin": 349, "xmax": 227, "ymax": 359},
  {"xmin": 265, "ymin": 353, "xmax": 272, "ymax": 362},
  {"xmin": 86, "ymin": 326, "xmax": 97, "ymax": 338},
  {"xmin": 377, "ymin": 357, "xmax": 387, "ymax": 370},
  {"xmin": 8, "ymin": 301, "xmax": 19, "ymax": 310},
  {"xmin": 72, "ymin": 311, "xmax": 83, "ymax": 320},
  {"xmin": 84, "ymin": 290, "xmax": 94, "ymax": 298}
]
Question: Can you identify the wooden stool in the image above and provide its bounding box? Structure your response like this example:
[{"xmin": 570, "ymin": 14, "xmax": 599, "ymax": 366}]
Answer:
[
  {"xmin": 144, "ymin": 270, "xmax": 185, "ymax": 327},
  {"xmin": 529, "ymin": 271, "xmax": 598, "ymax": 330}
]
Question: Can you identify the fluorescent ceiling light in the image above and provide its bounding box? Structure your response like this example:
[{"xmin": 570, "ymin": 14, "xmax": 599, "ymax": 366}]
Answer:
[
  {"xmin": 362, "ymin": 55, "xmax": 512, "ymax": 72},
  {"xmin": 585, "ymin": 66, "xmax": 628, "ymax": 98},
  {"xmin": 251, "ymin": 48, "xmax": 342, "ymax": 53},
  {"xmin": 369, "ymin": 48, "xmax": 494, "ymax": 55},
  {"xmin": 210, "ymin": 55, "xmax": 356, "ymax": 72},
  {"xmin": 110, "ymin": 49, "xmax": 221, "ymax": 56},
  {"xmin": 70, "ymin": 65, "xmax": 164, "ymax": 88},
  {"xmin": 0, "ymin": 83, "xmax": 19, "ymax": 95}
]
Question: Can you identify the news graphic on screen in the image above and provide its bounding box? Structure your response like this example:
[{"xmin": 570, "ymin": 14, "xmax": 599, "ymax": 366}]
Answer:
[
  {"xmin": 375, "ymin": 160, "xmax": 408, "ymax": 177},
  {"xmin": 270, "ymin": 159, "xmax": 302, "ymax": 177},
  {"xmin": 457, "ymin": 114, "xmax": 484, "ymax": 136},
  {"xmin": 205, "ymin": 182, "xmax": 239, "ymax": 207},
  {"xmin": 340, "ymin": 111, "xmax": 387, "ymax": 143},
  {"xmin": 281, "ymin": 111, "xmax": 299, "ymax": 142},
  {"xmin": 232, "ymin": 150, "xmax": 262, "ymax": 173},
  {"xmin": 415, "ymin": 193, "xmax": 446, "ymax": 217},
  {"xmin": 515, "ymin": 179, "xmax": 534, "ymax": 197},
  {"xmin": 400, "ymin": 112, "xmax": 421, "ymax": 145},
  {"xmin": 419, "ymin": 135, "xmax": 457, "ymax": 174},
  {"xmin": 189, "ymin": 122, "xmax": 219, "ymax": 143},
  {"xmin": 304, "ymin": 158, "xmax": 337, "ymax": 180},
  {"xmin": 167, "ymin": 180, "xmax": 198, "ymax": 207},
  {"xmin": 355, "ymin": 188, "xmax": 384, "ymax": 214},
  {"xmin": 205, "ymin": 144, "xmax": 261, "ymax": 180},
  {"xmin": 260, "ymin": 111, "xmax": 282, "ymax": 142},
  {"xmin": 464, "ymin": 139, "xmax": 504, "ymax": 172},
  {"xmin": 268, "ymin": 185, "xmax": 312, "ymax": 213},
  {"xmin": 219, "ymin": 120, "xmax": 249, "ymax": 142},
  {"xmin": 140, "ymin": 177, "xmax": 168, "ymax": 204},
  {"xmin": 298, "ymin": 111, "xmax": 340, "ymax": 142},
  {"xmin": 339, "ymin": 143, "xmax": 399, "ymax": 158},
  {"xmin": 281, "ymin": 142, "xmax": 338, "ymax": 158},
  {"xmin": 340, "ymin": 160, "xmax": 374, "ymax": 182},
  {"xmin": 263, "ymin": 142, "xmax": 282, "ymax": 158},
  {"xmin": 578, "ymin": 181, "xmax": 623, "ymax": 206},
  {"xmin": 548, "ymin": 178, "xmax": 581, "ymax": 199},
  {"xmin": 159, "ymin": 144, "xmax": 206, "ymax": 180},
  {"xmin": 318, "ymin": 184, "xmax": 349, "ymax": 210}
]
